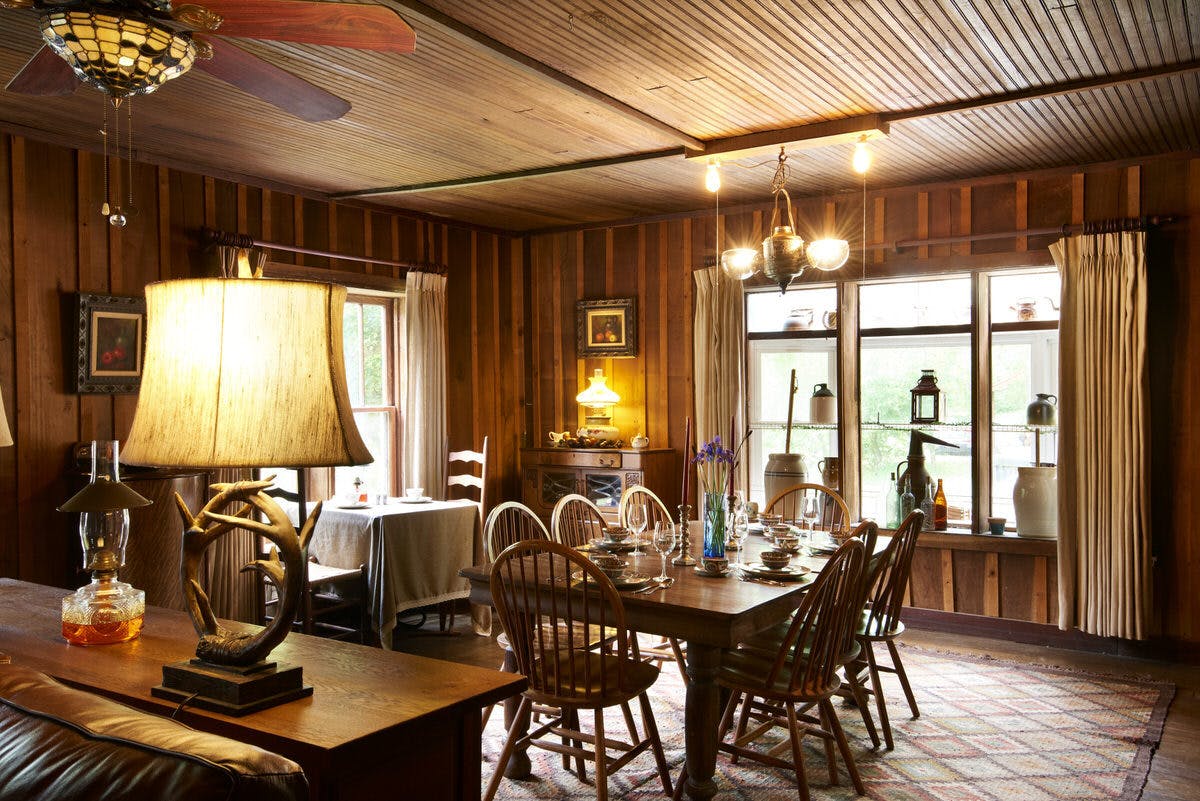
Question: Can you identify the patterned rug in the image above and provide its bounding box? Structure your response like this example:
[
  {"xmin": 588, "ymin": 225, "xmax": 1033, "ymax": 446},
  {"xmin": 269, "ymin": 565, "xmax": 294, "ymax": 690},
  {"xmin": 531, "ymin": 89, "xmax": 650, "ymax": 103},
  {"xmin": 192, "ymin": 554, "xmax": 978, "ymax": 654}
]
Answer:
[{"xmin": 484, "ymin": 645, "xmax": 1174, "ymax": 800}]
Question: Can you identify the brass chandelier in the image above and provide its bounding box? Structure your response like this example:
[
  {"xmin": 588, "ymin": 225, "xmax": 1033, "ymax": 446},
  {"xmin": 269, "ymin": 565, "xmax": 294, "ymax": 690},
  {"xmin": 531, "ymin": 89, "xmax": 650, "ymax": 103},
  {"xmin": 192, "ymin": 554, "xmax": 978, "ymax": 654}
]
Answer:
[{"xmin": 720, "ymin": 147, "xmax": 850, "ymax": 292}]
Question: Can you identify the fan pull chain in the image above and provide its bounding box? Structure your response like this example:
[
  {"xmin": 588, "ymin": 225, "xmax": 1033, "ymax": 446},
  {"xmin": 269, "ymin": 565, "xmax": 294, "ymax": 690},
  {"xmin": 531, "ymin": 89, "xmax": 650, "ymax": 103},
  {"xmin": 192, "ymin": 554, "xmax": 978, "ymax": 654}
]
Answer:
[
  {"xmin": 108, "ymin": 97, "xmax": 127, "ymax": 227},
  {"xmin": 100, "ymin": 98, "xmax": 110, "ymax": 218},
  {"xmin": 126, "ymin": 99, "xmax": 134, "ymax": 215}
]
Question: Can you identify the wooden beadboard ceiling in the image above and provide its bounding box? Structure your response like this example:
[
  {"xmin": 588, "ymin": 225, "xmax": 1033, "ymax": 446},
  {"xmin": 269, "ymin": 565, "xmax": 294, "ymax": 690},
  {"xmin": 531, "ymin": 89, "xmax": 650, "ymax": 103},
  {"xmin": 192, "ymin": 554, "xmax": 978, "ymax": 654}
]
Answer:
[{"xmin": 0, "ymin": 0, "xmax": 1195, "ymax": 232}]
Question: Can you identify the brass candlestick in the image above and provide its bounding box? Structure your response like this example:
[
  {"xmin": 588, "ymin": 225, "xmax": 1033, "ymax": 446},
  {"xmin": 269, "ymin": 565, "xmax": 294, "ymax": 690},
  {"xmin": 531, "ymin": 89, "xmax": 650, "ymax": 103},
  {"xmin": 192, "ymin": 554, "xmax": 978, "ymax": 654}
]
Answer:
[{"xmin": 672, "ymin": 504, "xmax": 695, "ymax": 566}]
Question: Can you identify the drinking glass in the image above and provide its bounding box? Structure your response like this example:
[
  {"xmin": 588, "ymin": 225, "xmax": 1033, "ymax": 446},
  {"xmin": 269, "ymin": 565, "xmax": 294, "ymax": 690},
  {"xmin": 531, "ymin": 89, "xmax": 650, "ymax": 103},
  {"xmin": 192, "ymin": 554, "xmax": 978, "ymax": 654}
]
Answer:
[
  {"xmin": 800, "ymin": 495, "xmax": 820, "ymax": 556},
  {"xmin": 727, "ymin": 521, "xmax": 747, "ymax": 566},
  {"xmin": 651, "ymin": 521, "xmax": 677, "ymax": 582},
  {"xmin": 628, "ymin": 503, "xmax": 647, "ymax": 555}
]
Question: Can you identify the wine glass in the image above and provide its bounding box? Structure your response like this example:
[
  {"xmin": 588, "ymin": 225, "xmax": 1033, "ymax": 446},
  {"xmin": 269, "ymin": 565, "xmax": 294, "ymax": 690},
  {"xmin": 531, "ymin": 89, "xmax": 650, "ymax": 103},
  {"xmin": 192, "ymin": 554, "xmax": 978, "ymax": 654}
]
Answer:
[
  {"xmin": 628, "ymin": 503, "xmax": 647, "ymax": 556},
  {"xmin": 800, "ymin": 495, "xmax": 820, "ymax": 556},
  {"xmin": 727, "ymin": 518, "xmax": 747, "ymax": 566},
  {"xmin": 651, "ymin": 521, "xmax": 677, "ymax": 582}
]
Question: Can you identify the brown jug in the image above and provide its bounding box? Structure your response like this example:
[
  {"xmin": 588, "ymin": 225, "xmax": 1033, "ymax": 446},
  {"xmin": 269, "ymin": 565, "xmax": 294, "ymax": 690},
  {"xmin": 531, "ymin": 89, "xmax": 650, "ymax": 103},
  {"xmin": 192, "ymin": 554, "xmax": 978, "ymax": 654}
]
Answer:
[
  {"xmin": 817, "ymin": 457, "xmax": 840, "ymax": 491},
  {"xmin": 1026, "ymin": 393, "xmax": 1057, "ymax": 427}
]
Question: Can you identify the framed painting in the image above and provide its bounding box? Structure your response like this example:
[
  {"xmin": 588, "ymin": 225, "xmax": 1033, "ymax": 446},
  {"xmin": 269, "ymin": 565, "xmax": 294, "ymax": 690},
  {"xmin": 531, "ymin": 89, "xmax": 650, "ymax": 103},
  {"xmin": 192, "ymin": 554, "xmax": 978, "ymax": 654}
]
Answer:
[
  {"xmin": 74, "ymin": 293, "xmax": 145, "ymax": 393},
  {"xmin": 576, "ymin": 297, "xmax": 637, "ymax": 358}
]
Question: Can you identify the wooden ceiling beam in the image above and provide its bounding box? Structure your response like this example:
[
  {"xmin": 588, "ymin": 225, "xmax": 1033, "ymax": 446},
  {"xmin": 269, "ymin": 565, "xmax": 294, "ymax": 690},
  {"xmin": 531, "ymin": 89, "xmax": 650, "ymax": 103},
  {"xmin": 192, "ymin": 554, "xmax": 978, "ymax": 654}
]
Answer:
[
  {"xmin": 378, "ymin": 0, "xmax": 704, "ymax": 152},
  {"xmin": 332, "ymin": 148, "xmax": 683, "ymax": 198}
]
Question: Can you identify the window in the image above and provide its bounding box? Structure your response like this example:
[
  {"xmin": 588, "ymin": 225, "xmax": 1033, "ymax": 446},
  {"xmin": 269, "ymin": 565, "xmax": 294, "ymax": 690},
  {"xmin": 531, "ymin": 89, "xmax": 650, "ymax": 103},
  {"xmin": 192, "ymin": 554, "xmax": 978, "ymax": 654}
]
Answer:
[
  {"xmin": 334, "ymin": 295, "xmax": 402, "ymax": 497},
  {"xmin": 745, "ymin": 268, "xmax": 1059, "ymax": 531}
]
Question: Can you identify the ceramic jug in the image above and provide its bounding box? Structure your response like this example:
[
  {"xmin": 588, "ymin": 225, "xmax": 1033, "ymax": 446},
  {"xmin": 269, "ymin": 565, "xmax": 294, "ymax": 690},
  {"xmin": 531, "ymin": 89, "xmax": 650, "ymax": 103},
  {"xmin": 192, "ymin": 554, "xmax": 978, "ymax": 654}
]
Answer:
[
  {"xmin": 1013, "ymin": 466, "xmax": 1057, "ymax": 539},
  {"xmin": 817, "ymin": 456, "xmax": 840, "ymax": 490},
  {"xmin": 809, "ymin": 383, "xmax": 836, "ymax": 425},
  {"xmin": 1026, "ymin": 393, "xmax": 1058, "ymax": 427}
]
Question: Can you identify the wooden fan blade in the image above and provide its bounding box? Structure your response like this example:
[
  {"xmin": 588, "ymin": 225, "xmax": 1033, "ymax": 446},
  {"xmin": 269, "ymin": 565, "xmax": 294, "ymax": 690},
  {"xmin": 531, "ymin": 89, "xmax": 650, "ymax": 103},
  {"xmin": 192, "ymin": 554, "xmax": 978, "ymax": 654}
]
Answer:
[
  {"xmin": 197, "ymin": 38, "xmax": 351, "ymax": 122},
  {"xmin": 198, "ymin": 0, "xmax": 415, "ymax": 53},
  {"xmin": 6, "ymin": 46, "xmax": 78, "ymax": 96}
]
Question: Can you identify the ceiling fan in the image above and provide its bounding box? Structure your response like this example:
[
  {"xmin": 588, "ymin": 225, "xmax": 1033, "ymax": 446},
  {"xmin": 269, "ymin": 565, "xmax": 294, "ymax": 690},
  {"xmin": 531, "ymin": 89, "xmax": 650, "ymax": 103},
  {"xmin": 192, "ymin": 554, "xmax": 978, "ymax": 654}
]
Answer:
[{"xmin": 0, "ymin": 0, "xmax": 416, "ymax": 122}]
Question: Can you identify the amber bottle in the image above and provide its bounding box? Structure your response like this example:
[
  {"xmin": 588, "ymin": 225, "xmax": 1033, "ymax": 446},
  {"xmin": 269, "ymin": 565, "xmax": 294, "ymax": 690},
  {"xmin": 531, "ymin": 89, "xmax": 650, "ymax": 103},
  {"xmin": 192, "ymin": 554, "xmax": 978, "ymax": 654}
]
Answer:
[{"xmin": 933, "ymin": 478, "xmax": 948, "ymax": 530}]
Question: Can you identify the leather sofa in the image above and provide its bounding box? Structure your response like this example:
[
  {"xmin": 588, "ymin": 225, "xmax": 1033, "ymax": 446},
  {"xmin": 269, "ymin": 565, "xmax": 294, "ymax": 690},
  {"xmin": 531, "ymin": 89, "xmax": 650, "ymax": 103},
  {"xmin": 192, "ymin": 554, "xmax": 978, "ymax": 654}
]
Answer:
[{"xmin": 0, "ymin": 663, "xmax": 308, "ymax": 801}]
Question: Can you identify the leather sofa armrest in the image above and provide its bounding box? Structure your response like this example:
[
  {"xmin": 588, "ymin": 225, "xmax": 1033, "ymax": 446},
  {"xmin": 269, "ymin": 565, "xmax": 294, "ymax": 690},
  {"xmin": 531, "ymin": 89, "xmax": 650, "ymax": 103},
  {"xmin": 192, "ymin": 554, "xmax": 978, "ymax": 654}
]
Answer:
[{"xmin": 0, "ymin": 663, "xmax": 308, "ymax": 801}]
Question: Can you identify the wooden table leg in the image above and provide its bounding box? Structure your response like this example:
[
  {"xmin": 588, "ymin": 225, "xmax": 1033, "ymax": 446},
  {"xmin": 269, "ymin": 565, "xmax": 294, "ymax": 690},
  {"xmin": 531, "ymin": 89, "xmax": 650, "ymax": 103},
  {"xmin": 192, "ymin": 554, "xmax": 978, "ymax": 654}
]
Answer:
[
  {"xmin": 501, "ymin": 648, "xmax": 532, "ymax": 779},
  {"xmin": 682, "ymin": 643, "xmax": 721, "ymax": 800}
]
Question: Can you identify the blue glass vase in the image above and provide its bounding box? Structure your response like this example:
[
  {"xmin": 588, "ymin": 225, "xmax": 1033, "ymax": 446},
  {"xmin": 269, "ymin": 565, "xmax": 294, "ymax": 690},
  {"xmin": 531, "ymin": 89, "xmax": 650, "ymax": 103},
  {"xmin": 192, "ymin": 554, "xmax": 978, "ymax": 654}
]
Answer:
[{"xmin": 702, "ymin": 490, "xmax": 727, "ymax": 559}]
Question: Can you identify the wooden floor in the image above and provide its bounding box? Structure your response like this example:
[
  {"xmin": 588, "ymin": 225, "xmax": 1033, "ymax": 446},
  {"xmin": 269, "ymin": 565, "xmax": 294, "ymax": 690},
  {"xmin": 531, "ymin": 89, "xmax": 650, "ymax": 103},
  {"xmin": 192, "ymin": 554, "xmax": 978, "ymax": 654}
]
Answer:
[{"xmin": 389, "ymin": 610, "xmax": 1200, "ymax": 801}]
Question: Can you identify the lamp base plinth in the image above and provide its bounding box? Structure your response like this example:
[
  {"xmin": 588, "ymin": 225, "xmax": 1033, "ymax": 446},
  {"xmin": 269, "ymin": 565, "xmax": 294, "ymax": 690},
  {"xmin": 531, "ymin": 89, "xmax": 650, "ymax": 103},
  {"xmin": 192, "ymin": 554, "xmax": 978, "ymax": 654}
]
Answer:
[{"xmin": 152, "ymin": 658, "xmax": 312, "ymax": 716}]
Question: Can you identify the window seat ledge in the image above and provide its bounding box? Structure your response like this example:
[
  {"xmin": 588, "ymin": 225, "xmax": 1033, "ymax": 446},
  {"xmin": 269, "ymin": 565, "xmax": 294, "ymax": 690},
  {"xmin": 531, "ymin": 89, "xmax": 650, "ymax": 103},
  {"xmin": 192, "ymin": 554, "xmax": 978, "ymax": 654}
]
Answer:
[{"xmin": 879, "ymin": 528, "xmax": 1058, "ymax": 556}]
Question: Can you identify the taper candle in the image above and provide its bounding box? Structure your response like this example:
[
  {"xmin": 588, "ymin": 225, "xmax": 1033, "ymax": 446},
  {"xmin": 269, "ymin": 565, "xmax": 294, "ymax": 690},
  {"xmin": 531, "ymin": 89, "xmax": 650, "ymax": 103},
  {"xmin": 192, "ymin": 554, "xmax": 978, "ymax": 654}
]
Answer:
[{"xmin": 681, "ymin": 416, "xmax": 691, "ymax": 509}]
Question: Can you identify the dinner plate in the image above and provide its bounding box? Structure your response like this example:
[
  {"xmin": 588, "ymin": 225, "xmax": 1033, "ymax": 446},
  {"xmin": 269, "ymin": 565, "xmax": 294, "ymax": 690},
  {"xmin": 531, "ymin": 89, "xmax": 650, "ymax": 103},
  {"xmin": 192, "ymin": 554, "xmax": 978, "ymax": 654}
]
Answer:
[
  {"xmin": 589, "ymin": 538, "xmax": 637, "ymax": 553},
  {"xmin": 741, "ymin": 562, "xmax": 812, "ymax": 580},
  {"xmin": 335, "ymin": 501, "xmax": 371, "ymax": 509},
  {"xmin": 398, "ymin": 496, "xmax": 433, "ymax": 504},
  {"xmin": 572, "ymin": 570, "xmax": 652, "ymax": 590}
]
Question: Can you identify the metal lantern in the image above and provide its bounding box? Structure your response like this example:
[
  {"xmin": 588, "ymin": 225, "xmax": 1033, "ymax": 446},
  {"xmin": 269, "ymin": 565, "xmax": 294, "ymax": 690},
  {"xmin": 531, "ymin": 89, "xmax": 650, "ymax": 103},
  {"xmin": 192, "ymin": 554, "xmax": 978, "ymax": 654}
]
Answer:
[{"xmin": 910, "ymin": 369, "xmax": 941, "ymax": 424}]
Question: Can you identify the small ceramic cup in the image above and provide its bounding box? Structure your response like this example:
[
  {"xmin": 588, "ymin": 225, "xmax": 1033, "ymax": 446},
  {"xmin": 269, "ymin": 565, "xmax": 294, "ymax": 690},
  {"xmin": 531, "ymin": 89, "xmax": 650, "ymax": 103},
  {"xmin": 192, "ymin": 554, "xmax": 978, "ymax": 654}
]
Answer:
[
  {"xmin": 405, "ymin": 487, "xmax": 424, "ymax": 499},
  {"xmin": 987, "ymin": 516, "xmax": 1007, "ymax": 536},
  {"xmin": 591, "ymin": 553, "xmax": 626, "ymax": 580},
  {"xmin": 701, "ymin": 556, "xmax": 729, "ymax": 576}
]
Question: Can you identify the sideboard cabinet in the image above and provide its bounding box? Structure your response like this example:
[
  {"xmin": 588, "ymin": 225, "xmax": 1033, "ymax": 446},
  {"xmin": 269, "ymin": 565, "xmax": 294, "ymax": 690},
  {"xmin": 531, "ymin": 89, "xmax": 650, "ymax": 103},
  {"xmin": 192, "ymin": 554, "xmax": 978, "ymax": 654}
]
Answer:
[{"xmin": 521, "ymin": 448, "xmax": 676, "ymax": 525}]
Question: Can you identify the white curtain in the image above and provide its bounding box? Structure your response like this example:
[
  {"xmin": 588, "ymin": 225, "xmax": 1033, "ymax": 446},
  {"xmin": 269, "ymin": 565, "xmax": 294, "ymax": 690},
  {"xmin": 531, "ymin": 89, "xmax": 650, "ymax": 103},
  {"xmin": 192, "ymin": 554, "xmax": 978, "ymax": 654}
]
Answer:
[
  {"xmin": 692, "ymin": 266, "xmax": 747, "ymax": 489},
  {"xmin": 1050, "ymin": 230, "xmax": 1151, "ymax": 640},
  {"xmin": 403, "ymin": 271, "xmax": 448, "ymax": 498}
]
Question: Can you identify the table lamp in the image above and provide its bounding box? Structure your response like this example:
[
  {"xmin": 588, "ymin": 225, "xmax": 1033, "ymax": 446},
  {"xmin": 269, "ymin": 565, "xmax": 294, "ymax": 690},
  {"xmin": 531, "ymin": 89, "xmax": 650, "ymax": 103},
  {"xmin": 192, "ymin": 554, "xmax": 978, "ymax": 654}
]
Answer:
[
  {"xmin": 58, "ymin": 440, "xmax": 152, "ymax": 645},
  {"xmin": 124, "ymin": 274, "xmax": 371, "ymax": 715},
  {"xmin": 576, "ymin": 368, "xmax": 621, "ymax": 439}
]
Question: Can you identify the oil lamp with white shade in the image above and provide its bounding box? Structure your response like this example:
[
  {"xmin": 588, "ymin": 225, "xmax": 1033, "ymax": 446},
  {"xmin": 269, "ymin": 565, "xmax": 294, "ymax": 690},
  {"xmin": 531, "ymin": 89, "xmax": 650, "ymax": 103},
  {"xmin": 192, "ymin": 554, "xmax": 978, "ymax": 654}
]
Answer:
[{"xmin": 576, "ymin": 368, "xmax": 621, "ymax": 440}]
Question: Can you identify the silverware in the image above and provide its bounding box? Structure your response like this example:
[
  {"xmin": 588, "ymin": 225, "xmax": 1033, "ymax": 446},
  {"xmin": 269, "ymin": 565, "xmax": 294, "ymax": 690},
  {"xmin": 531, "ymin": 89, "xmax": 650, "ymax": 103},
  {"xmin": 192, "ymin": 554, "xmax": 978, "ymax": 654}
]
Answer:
[
  {"xmin": 737, "ymin": 574, "xmax": 787, "ymax": 587},
  {"xmin": 633, "ymin": 577, "xmax": 673, "ymax": 594}
]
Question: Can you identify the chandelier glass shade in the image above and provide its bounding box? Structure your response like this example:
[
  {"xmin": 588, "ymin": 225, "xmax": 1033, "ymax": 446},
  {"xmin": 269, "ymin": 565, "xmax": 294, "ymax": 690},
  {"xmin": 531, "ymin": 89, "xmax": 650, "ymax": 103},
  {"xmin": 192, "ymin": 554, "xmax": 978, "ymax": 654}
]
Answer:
[
  {"xmin": 719, "ymin": 148, "xmax": 850, "ymax": 291},
  {"xmin": 39, "ymin": 10, "xmax": 196, "ymax": 98}
]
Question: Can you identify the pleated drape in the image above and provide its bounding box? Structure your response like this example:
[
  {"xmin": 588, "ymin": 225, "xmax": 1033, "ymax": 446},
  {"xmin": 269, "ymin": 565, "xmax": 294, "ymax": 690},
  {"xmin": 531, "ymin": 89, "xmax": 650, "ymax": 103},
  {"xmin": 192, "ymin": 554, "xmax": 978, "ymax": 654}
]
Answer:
[
  {"xmin": 692, "ymin": 266, "xmax": 747, "ymax": 487},
  {"xmin": 1050, "ymin": 231, "xmax": 1151, "ymax": 640},
  {"xmin": 403, "ymin": 271, "xmax": 448, "ymax": 498}
]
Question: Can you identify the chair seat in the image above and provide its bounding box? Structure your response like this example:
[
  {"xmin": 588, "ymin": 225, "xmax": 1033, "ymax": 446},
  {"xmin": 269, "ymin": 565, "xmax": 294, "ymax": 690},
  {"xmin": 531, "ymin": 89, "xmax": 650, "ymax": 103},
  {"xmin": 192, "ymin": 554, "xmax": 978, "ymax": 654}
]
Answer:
[
  {"xmin": 496, "ymin": 620, "xmax": 616, "ymax": 653},
  {"xmin": 718, "ymin": 646, "xmax": 843, "ymax": 702},
  {"xmin": 739, "ymin": 621, "xmax": 861, "ymax": 667},
  {"xmin": 307, "ymin": 562, "xmax": 361, "ymax": 584},
  {"xmin": 529, "ymin": 650, "xmax": 661, "ymax": 707},
  {"xmin": 859, "ymin": 613, "xmax": 905, "ymax": 640}
]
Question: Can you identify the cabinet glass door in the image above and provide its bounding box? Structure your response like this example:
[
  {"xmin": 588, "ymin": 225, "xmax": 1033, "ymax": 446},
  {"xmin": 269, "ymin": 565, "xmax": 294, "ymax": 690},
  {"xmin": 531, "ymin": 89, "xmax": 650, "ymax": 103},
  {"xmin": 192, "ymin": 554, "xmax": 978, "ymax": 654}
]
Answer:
[
  {"xmin": 541, "ymin": 470, "xmax": 578, "ymax": 508},
  {"xmin": 584, "ymin": 473, "xmax": 622, "ymax": 510}
]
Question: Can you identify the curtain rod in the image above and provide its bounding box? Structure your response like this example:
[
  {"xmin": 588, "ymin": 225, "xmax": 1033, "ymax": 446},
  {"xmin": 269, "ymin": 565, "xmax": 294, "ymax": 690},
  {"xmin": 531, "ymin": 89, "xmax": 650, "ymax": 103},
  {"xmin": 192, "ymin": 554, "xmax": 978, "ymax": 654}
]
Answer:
[
  {"xmin": 700, "ymin": 215, "xmax": 1178, "ymax": 265},
  {"xmin": 202, "ymin": 228, "xmax": 447, "ymax": 274}
]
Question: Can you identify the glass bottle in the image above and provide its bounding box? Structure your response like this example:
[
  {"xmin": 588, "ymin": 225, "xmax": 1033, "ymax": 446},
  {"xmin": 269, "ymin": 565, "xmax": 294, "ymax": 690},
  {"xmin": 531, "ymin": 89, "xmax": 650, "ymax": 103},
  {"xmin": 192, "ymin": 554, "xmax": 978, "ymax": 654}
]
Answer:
[
  {"xmin": 899, "ymin": 475, "xmax": 915, "ymax": 520},
  {"xmin": 933, "ymin": 478, "xmax": 948, "ymax": 530},
  {"xmin": 885, "ymin": 471, "xmax": 900, "ymax": 529},
  {"xmin": 919, "ymin": 478, "xmax": 934, "ymax": 530}
]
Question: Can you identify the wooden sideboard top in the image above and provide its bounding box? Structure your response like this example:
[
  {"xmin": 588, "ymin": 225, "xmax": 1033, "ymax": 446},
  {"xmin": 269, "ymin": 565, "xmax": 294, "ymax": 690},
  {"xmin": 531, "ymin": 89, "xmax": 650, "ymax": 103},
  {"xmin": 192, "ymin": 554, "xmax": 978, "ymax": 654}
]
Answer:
[{"xmin": 0, "ymin": 579, "xmax": 524, "ymax": 761}]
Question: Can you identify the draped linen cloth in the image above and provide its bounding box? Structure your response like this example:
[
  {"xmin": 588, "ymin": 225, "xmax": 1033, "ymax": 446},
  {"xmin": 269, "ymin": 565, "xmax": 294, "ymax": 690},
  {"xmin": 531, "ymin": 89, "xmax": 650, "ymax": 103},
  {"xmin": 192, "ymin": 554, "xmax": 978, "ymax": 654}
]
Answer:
[
  {"xmin": 692, "ymin": 266, "xmax": 747, "ymax": 489},
  {"xmin": 1050, "ymin": 231, "xmax": 1151, "ymax": 640},
  {"xmin": 403, "ymin": 271, "xmax": 448, "ymax": 500}
]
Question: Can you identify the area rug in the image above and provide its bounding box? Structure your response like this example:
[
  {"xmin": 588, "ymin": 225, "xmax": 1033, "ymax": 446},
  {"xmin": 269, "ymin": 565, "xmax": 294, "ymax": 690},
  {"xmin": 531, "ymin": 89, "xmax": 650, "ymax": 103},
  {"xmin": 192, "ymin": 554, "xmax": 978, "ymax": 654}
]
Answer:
[{"xmin": 483, "ymin": 645, "xmax": 1174, "ymax": 800}]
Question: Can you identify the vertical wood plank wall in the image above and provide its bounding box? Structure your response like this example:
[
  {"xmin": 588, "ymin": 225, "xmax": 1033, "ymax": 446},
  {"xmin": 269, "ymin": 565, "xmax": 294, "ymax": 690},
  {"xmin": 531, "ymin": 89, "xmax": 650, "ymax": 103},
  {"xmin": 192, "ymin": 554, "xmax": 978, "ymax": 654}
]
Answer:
[
  {"xmin": 0, "ymin": 132, "xmax": 1196, "ymax": 650},
  {"xmin": 522, "ymin": 153, "xmax": 1199, "ymax": 646},
  {"xmin": 0, "ymin": 134, "xmax": 514, "ymax": 590}
]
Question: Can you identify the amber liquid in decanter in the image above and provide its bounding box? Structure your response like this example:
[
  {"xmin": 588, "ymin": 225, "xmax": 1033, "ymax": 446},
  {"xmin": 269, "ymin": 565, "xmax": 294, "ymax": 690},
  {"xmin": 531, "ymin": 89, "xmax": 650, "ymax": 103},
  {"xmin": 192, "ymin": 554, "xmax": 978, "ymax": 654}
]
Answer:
[{"xmin": 61, "ymin": 615, "xmax": 144, "ymax": 646}]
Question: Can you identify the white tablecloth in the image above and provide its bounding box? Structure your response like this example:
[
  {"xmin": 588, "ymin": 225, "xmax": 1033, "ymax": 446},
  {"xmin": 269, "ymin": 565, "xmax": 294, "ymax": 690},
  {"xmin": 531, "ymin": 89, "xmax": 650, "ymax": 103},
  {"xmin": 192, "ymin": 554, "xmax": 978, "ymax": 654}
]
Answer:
[{"xmin": 302, "ymin": 499, "xmax": 480, "ymax": 649}]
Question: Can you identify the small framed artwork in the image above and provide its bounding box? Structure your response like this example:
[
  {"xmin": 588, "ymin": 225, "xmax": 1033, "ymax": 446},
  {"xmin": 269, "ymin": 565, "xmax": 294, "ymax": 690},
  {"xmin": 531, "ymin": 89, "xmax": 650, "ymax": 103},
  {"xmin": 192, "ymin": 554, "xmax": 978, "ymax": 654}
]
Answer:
[
  {"xmin": 74, "ymin": 293, "xmax": 146, "ymax": 393},
  {"xmin": 576, "ymin": 297, "xmax": 637, "ymax": 358}
]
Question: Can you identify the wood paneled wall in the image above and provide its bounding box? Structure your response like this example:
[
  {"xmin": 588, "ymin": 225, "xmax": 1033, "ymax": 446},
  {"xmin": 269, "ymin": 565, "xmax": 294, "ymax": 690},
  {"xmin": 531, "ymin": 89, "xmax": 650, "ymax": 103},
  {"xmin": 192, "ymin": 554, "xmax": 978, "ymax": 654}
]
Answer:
[
  {"xmin": 518, "ymin": 153, "xmax": 1200, "ymax": 647},
  {"xmin": 0, "ymin": 134, "xmax": 514, "ymax": 590}
]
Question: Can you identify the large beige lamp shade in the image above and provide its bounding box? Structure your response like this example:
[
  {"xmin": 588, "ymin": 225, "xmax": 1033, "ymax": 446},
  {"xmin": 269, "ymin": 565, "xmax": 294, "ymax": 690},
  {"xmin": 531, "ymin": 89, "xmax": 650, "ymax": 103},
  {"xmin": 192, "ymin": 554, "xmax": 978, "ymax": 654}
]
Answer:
[{"xmin": 123, "ymin": 278, "xmax": 370, "ymax": 468}]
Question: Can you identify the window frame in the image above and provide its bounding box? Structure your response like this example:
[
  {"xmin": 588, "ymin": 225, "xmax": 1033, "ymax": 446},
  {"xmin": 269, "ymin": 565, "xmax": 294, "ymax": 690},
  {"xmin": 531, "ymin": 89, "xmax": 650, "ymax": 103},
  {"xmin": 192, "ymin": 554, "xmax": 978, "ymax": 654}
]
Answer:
[{"xmin": 745, "ymin": 266, "xmax": 1060, "ymax": 533}]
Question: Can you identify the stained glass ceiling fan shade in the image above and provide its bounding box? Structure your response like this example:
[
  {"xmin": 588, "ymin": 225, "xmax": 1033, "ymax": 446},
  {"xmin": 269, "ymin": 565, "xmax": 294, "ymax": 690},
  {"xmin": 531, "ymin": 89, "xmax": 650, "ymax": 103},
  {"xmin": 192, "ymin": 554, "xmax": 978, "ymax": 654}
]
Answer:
[{"xmin": 39, "ymin": 9, "xmax": 195, "ymax": 97}]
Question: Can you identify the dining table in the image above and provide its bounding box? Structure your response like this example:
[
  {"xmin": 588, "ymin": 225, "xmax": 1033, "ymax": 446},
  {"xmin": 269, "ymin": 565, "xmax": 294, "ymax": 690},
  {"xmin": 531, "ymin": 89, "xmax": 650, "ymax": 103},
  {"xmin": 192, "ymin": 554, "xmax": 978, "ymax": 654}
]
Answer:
[
  {"xmin": 301, "ymin": 497, "xmax": 482, "ymax": 649},
  {"xmin": 461, "ymin": 525, "xmax": 872, "ymax": 800}
]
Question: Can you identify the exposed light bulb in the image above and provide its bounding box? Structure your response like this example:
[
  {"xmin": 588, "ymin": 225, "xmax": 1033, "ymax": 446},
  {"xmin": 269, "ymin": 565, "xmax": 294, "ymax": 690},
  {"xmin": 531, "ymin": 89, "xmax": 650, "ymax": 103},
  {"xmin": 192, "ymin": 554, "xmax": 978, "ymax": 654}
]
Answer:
[
  {"xmin": 720, "ymin": 247, "xmax": 758, "ymax": 280},
  {"xmin": 852, "ymin": 139, "xmax": 872, "ymax": 175},
  {"xmin": 700, "ymin": 159, "xmax": 720, "ymax": 191},
  {"xmin": 704, "ymin": 160, "xmax": 721, "ymax": 193}
]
